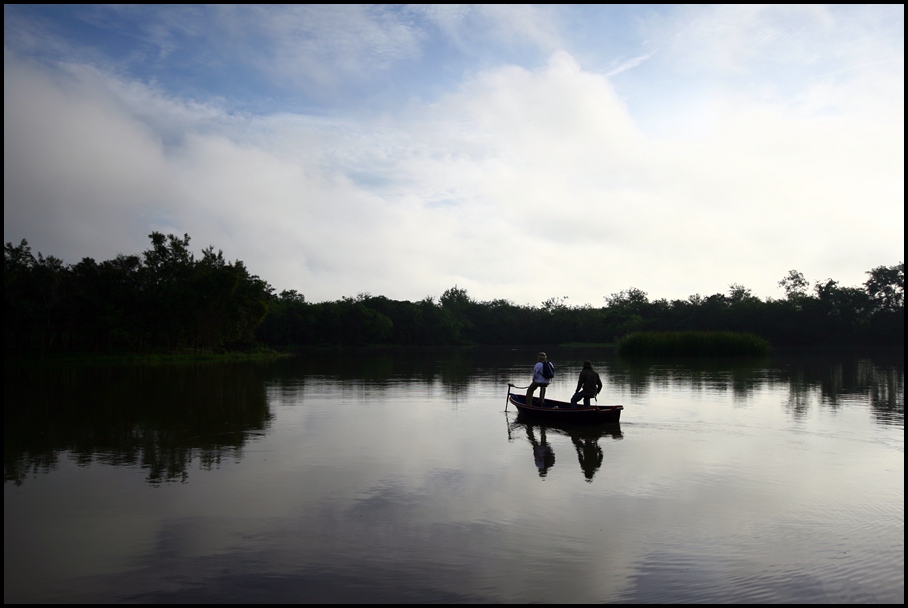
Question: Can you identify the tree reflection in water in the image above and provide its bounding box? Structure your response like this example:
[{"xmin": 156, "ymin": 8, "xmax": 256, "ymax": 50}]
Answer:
[{"xmin": 3, "ymin": 361, "xmax": 272, "ymax": 485}]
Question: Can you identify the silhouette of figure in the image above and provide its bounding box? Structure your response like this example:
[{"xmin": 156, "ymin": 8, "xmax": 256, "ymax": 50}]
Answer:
[
  {"xmin": 526, "ymin": 352, "xmax": 553, "ymax": 408},
  {"xmin": 570, "ymin": 360, "xmax": 602, "ymax": 408},
  {"xmin": 526, "ymin": 425, "xmax": 555, "ymax": 477},
  {"xmin": 571, "ymin": 434, "xmax": 604, "ymax": 481}
]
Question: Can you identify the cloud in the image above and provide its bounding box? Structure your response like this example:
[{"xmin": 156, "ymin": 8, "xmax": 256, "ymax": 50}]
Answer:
[
  {"xmin": 605, "ymin": 51, "xmax": 659, "ymax": 78},
  {"xmin": 3, "ymin": 6, "xmax": 904, "ymax": 307},
  {"xmin": 4, "ymin": 53, "xmax": 177, "ymax": 258},
  {"xmin": 414, "ymin": 5, "xmax": 563, "ymax": 56}
]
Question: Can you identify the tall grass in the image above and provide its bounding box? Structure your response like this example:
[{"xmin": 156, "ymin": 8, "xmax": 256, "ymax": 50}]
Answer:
[{"xmin": 616, "ymin": 331, "xmax": 771, "ymax": 357}]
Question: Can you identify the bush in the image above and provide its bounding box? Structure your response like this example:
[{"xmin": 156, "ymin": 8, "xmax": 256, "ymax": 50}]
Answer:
[{"xmin": 617, "ymin": 331, "xmax": 771, "ymax": 357}]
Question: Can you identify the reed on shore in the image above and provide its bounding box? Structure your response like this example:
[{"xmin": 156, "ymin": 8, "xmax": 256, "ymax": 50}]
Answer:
[{"xmin": 616, "ymin": 331, "xmax": 771, "ymax": 357}]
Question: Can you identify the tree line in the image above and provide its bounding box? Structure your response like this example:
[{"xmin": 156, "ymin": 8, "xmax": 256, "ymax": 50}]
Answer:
[
  {"xmin": 5, "ymin": 233, "xmax": 270, "ymax": 354},
  {"xmin": 4, "ymin": 234, "xmax": 903, "ymax": 355}
]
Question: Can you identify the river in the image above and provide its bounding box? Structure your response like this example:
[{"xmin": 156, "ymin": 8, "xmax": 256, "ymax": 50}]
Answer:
[{"xmin": 4, "ymin": 348, "xmax": 904, "ymax": 603}]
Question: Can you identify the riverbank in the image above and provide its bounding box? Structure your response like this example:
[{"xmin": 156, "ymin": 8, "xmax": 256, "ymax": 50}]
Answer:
[{"xmin": 3, "ymin": 348, "xmax": 292, "ymax": 366}]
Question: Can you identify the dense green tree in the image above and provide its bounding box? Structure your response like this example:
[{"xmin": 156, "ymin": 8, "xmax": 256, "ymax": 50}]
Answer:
[
  {"xmin": 778, "ymin": 269, "xmax": 809, "ymax": 302},
  {"xmin": 864, "ymin": 263, "xmax": 904, "ymax": 312},
  {"xmin": 68, "ymin": 254, "xmax": 143, "ymax": 352},
  {"xmin": 4, "ymin": 233, "xmax": 902, "ymax": 353},
  {"xmin": 439, "ymin": 286, "xmax": 475, "ymax": 344},
  {"xmin": 4, "ymin": 233, "xmax": 271, "ymax": 355}
]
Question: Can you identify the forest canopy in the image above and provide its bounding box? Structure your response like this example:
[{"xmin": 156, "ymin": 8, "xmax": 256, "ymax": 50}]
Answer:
[{"xmin": 4, "ymin": 234, "xmax": 904, "ymax": 354}]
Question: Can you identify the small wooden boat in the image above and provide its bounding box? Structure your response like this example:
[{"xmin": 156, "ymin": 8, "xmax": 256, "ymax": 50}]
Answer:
[{"xmin": 506, "ymin": 384, "xmax": 623, "ymax": 424}]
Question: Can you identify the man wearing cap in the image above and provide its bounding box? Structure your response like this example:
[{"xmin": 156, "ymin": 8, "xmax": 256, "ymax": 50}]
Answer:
[
  {"xmin": 526, "ymin": 352, "xmax": 553, "ymax": 408},
  {"xmin": 570, "ymin": 360, "xmax": 602, "ymax": 408}
]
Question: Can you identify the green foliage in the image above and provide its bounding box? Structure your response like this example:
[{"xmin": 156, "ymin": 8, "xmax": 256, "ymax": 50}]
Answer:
[
  {"xmin": 4, "ymin": 234, "xmax": 272, "ymax": 355},
  {"xmin": 864, "ymin": 263, "xmax": 904, "ymax": 311},
  {"xmin": 778, "ymin": 269, "xmax": 809, "ymax": 301},
  {"xmin": 5, "ymin": 234, "xmax": 903, "ymax": 354},
  {"xmin": 616, "ymin": 331, "xmax": 771, "ymax": 357}
]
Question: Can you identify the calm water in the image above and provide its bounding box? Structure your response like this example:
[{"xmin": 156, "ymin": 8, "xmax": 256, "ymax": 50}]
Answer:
[{"xmin": 4, "ymin": 348, "xmax": 904, "ymax": 603}]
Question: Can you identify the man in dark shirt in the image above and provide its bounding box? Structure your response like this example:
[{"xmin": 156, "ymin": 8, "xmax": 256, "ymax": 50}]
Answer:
[{"xmin": 570, "ymin": 360, "xmax": 602, "ymax": 408}]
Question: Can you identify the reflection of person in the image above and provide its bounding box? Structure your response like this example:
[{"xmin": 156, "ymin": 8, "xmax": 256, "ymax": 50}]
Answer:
[
  {"xmin": 526, "ymin": 351, "xmax": 553, "ymax": 408},
  {"xmin": 572, "ymin": 434, "xmax": 604, "ymax": 482},
  {"xmin": 570, "ymin": 360, "xmax": 602, "ymax": 408},
  {"xmin": 526, "ymin": 426, "xmax": 555, "ymax": 477}
]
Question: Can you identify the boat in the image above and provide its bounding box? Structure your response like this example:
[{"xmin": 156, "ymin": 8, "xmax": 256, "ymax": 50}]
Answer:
[{"xmin": 506, "ymin": 384, "xmax": 623, "ymax": 423}]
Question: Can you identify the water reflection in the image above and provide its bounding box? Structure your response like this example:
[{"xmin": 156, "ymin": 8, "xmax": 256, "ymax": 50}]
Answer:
[
  {"xmin": 524, "ymin": 425, "xmax": 555, "ymax": 477},
  {"xmin": 3, "ymin": 348, "xmax": 902, "ymax": 487},
  {"xmin": 609, "ymin": 355, "xmax": 774, "ymax": 398},
  {"xmin": 4, "ymin": 349, "xmax": 904, "ymax": 604},
  {"xmin": 604, "ymin": 348, "xmax": 903, "ymax": 423},
  {"xmin": 264, "ymin": 349, "xmax": 482, "ymax": 396},
  {"xmin": 509, "ymin": 415, "xmax": 624, "ymax": 482},
  {"xmin": 3, "ymin": 361, "xmax": 272, "ymax": 485},
  {"xmin": 777, "ymin": 351, "xmax": 905, "ymax": 422}
]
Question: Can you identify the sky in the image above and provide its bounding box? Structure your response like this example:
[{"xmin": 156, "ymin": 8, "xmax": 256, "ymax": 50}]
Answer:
[{"xmin": 4, "ymin": 5, "xmax": 904, "ymax": 307}]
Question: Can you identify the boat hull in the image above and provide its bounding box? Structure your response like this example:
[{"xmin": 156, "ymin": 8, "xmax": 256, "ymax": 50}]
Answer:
[{"xmin": 507, "ymin": 392, "xmax": 623, "ymax": 424}]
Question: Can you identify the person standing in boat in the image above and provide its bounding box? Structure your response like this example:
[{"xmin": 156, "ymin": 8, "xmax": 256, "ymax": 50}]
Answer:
[
  {"xmin": 526, "ymin": 351, "xmax": 553, "ymax": 408},
  {"xmin": 570, "ymin": 360, "xmax": 602, "ymax": 408}
]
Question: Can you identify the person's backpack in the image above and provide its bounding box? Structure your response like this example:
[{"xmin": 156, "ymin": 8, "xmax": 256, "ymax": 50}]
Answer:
[{"xmin": 541, "ymin": 361, "xmax": 555, "ymax": 380}]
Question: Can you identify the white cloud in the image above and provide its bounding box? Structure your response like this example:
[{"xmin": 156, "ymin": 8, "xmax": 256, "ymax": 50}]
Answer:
[
  {"xmin": 415, "ymin": 4, "xmax": 563, "ymax": 55},
  {"xmin": 4, "ymin": 53, "xmax": 176, "ymax": 258},
  {"xmin": 3, "ymin": 5, "xmax": 904, "ymax": 306}
]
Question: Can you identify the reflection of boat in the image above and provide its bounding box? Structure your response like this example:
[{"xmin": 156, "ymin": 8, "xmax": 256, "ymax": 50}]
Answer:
[
  {"xmin": 515, "ymin": 416, "xmax": 624, "ymax": 441},
  {"xmin": 506, "ymin": 384, "xmax": 623, "ymax": 424},
  {"xmin": 507, "ymin": 417, "xmax": 623, "ymax": 482}
]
